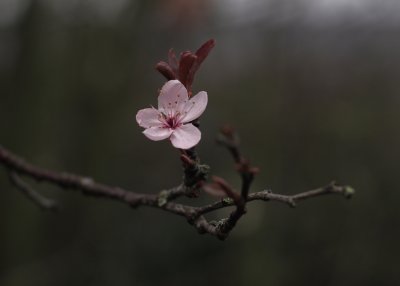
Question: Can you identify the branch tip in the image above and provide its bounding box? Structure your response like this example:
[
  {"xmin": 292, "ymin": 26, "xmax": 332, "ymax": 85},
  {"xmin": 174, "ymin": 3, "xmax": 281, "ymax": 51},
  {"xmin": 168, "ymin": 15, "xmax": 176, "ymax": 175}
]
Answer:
[{"xmin": 9, "ymin": 172, "xmax": 59, "ymax": 212}]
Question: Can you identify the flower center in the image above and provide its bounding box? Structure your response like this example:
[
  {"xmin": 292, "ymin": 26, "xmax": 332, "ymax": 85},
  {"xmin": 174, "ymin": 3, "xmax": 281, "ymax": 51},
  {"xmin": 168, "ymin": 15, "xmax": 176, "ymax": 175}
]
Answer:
[{"xmin": 160, "ymin": 112, "xmax": 182, "ymax": 129}]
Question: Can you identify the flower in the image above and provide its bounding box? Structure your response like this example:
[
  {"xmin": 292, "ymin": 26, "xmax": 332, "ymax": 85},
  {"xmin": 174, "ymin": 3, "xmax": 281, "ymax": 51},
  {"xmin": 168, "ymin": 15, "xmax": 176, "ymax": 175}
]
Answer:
[{"xmin": 136, "ymin": 80, "xmax": 208, "ymax": 149}]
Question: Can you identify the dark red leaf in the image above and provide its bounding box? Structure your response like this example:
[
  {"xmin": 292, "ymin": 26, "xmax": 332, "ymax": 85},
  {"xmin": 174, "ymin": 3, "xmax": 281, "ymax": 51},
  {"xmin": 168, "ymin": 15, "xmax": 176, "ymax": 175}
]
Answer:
[
  {"xmin": 178, "ymin": 51, "xmax": 197, "ymax": 90},
  {"xmin": 155, "ymin": 61, "xmax": 176, "ymax": 80},
  {"xmin": 195, "ymin": 39, "xmax": 216, "ymax": 66},
  {"xmin": 168, "ymin": 49, "xmax": 179, "ymax": 73},
  {"xmin": 186, "ymin": 39, "xmax": 216, "ymax": 88}
]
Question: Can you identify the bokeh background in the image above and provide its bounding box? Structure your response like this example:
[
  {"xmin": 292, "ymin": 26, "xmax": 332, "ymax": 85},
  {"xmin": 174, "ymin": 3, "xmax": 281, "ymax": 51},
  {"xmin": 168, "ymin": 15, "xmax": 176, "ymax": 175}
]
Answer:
[{"xmin": 1, "ymin": 0, "xmax": 399, "ymax": 285}]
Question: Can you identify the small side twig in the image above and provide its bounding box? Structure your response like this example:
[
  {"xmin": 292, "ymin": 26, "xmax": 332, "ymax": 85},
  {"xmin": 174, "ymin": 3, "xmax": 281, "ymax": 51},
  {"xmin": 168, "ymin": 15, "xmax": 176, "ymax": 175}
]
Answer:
[
  {"xmin": 197, "ymin": 181, "xmax": 354, "ymax": 216},
  {"xmin": 214, "ymin": 125, "xmax": 259, "ymax": 235},
  {"xmin": 9, "ymin": 171, "xmax": 59, "ymax": 211}
]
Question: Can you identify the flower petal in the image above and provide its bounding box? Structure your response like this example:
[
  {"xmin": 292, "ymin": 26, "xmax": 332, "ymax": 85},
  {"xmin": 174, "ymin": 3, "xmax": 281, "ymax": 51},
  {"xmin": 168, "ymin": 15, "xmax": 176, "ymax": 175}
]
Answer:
[
  {"xmin": 181, "ymin": 91, "xmax": 208, "ymax": 123},
  {"xmin": 158, "ymin": 80, "xmax": 189, "ymax": 114},
  {"xmin": 143, "ymin": 126, "xmax": 173, "ymax": 141},
  {"xmin": 136, "ymin": 108, "xmax": 162, "ymax": 128},
  {"xmin": 170, "ymin": 124, "xmax": 201, "ymax": 149}
]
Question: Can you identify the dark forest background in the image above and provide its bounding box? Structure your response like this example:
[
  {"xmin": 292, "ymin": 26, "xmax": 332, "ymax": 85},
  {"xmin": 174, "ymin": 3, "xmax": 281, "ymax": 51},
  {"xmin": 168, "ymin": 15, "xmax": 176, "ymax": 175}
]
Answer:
[{"xmin": 0, "ymin": 0, "xmax": 399, "ymax": 285}]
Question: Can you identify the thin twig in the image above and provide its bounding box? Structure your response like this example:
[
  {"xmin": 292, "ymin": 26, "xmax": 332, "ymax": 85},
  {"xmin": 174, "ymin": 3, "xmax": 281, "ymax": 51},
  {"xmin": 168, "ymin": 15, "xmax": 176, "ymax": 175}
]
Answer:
[
  {"xmin": 196, "ymin": 182, "xmax": 354, "ymax": 216},
  {"xmin": 9, "ymin": 171, "xmax": 59, "ymax": 211},
  {"xmin": 214, "ymin": 126, "xmax": 258, "ymax": 235}
]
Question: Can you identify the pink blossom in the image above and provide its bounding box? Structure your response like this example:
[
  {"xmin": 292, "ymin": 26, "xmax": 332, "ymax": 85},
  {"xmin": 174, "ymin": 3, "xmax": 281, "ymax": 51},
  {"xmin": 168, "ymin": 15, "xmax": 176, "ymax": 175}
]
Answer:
[{"xmin": 136, "ymin": 80, "xmax": 208, "ymax": 149}]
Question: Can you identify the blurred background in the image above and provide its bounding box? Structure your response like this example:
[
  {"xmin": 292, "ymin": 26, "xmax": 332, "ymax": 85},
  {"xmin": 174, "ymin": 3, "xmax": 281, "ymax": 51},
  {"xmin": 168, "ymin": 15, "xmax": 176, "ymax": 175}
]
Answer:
[{"xmin": 0, "ymin": 0, "xmax": 399, "ymax": 285}]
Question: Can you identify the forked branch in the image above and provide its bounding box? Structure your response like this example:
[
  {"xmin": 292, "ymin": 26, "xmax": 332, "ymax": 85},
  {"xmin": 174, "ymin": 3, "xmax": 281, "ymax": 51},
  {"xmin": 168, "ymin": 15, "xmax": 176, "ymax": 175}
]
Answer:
[{"xmin": 0, "ymin": 144, "xmax": 353, "ymax": 240}]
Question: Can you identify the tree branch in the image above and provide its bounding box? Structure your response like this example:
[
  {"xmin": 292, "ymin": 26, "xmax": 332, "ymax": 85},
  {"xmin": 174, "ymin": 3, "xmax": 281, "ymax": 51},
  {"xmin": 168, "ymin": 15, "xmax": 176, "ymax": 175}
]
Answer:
[{"xmin": 0, "ymin": 144, "xmax": 353, "ymax": 240}]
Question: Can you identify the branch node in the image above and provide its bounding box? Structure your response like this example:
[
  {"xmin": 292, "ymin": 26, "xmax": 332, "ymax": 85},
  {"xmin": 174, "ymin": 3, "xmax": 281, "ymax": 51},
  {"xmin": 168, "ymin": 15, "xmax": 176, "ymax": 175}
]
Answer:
[
  {"xmin": 157, "ymin": 190, "xmax": 169, "ymax": 207},
  {"xmin": 80, "ymin": 177, "xmax": 94, "ymax": 187},
  {"xmin": 222, "ymin": 197, "xmax": 234, "ymax": 205},
  {"xmin": 182, "ymin": 156, "xmax": 210, "ymax": 188},
  {"xmin": 288, "ymin": 198, "xmax": 297, "ymax": 208},
  {"xmin": 343, "ymin": 186, "xmax": 355, "ymax": 199}
]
